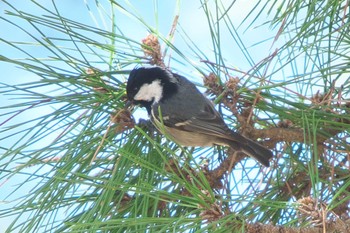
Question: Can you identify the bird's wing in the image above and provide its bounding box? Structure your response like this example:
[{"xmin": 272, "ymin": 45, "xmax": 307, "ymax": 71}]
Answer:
[
  {"xmin": 155, "ymin": 96, "xmax": 232, "ymax": 138},
  {"xmin": 151, "ymin": 72, "xmax": 234, "ymax": 139}
]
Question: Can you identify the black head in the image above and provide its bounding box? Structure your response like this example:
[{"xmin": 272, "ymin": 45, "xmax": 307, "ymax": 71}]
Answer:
[{"xmin": 126, "ymin": 66, "xmax": 178, "ymax": 113}]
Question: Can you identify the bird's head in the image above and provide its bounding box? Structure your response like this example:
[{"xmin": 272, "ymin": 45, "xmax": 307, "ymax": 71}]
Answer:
[{"xmin": 126, "ymin": 66, "xmax": 178, "ymax": 113}]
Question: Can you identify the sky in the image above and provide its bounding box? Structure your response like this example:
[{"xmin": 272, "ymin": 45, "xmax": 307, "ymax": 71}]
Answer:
[{"xmin": 0, "ymin": 1, "xmax": 279, "ymax": 232}]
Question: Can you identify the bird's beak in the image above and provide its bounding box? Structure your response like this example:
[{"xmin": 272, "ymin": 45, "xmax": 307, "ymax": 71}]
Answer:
[{"xmin": 124, "ymin": 100, "xmax": 133, "ymax": 109}]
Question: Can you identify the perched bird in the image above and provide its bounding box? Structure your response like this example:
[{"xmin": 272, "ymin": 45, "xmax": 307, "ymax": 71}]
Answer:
[{"xmin": 126, "ymin": 66, "xmax": 273, "ymax": 166}]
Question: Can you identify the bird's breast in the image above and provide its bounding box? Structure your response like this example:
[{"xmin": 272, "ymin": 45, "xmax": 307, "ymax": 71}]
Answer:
[
  {"xmin": 161, "ymin": 125, "xmax": 215, "ymax": 147},
  {"xmin": 150, "ymin": 113, "xmax": 213, "ymax": 147}
]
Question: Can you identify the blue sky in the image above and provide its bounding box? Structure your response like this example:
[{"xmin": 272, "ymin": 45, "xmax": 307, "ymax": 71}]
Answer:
[{"xmin": 0, "ymin": 1, "xmax": 279, "ymax": 231}]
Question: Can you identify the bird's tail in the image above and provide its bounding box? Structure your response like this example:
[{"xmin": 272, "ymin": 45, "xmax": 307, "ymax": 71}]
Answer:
[{"xmin": 226, "ymin": 133, "xmax": 273, "ymax": 167}]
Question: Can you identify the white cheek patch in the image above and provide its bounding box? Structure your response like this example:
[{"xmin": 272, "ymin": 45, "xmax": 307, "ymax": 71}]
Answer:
[{"xmin": 134, "ymin": 79, "xmax": 163, "ymax": 103}]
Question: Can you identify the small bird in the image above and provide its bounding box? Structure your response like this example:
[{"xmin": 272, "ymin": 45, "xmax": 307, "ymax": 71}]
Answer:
[{"xmin": 126, "ymin": 66, "xmax": 273, "ymax": 166}]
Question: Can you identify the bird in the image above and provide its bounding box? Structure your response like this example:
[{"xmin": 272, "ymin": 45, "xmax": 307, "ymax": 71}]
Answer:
[{"xmin": 126, "ymin": 66, "xmax": 273, "ymax": 166}]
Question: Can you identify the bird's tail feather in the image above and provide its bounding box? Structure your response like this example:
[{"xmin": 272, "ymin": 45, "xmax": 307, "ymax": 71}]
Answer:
[{"xmin": 227, "ymin": 135, "xmax": 273, "ymax": 167}]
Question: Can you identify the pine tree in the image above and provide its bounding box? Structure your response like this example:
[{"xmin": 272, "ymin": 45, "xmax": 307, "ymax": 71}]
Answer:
[{"xmin": 1, "ymin": 1, "xmax": 350, "ymax": 232}]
